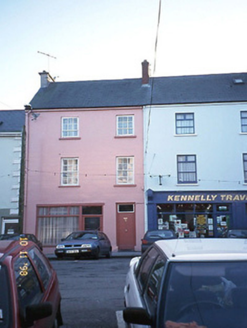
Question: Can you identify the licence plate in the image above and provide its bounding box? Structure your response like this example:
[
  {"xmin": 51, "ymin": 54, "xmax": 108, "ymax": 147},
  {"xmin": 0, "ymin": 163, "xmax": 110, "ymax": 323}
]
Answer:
[
  {"xmin": 66, "ymin": 250, "xmax": 79, "ymax": 254},
  {"xmin": 81, "ymin": 249, "xmax": 90, "ymax": 252}
]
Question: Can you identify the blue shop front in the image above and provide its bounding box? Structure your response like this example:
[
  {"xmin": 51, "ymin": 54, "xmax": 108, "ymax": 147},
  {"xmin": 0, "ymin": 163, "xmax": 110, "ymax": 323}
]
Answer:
[{"xmin": 147, "ymin": 190, "xmax": 247, "ymax": 237}]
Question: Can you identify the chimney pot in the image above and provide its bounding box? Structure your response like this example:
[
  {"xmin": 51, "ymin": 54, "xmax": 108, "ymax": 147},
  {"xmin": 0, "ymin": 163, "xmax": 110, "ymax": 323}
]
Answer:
[{"xmin": 142, "ymin": 60, "xmax": 149, "ymax": 85}]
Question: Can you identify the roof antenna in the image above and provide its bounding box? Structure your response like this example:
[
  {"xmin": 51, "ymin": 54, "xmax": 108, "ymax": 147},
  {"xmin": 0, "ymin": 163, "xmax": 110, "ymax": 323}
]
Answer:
[{"xmin": 37, "ymin": 51, "xmax": 57, "ymax": 72}]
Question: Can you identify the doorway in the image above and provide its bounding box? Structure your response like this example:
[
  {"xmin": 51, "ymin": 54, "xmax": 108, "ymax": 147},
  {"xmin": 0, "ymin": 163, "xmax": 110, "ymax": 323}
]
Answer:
[
  {"xmin": 116, "ymin": 203, "xmax": 136, "ymax": 250},
  {"xmin": 1, "ymin": 218, "xmax": 19, "ymax": 234}
]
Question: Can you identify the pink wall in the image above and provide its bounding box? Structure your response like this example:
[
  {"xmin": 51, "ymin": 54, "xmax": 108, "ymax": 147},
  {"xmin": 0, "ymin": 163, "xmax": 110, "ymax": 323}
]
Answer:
[{"xmin": 24, "ymin": 107, "xmax": 144, "ymax": 252}]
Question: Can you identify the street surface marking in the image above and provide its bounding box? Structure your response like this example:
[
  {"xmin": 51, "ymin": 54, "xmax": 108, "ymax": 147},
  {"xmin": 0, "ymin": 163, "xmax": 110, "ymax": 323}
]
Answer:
[{"xmin": 116, "ymin": 310, "xmax": 126, "ymax": 328}]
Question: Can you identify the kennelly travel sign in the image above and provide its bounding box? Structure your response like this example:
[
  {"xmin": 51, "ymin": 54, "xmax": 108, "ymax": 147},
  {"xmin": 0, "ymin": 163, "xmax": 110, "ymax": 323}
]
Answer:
[{"xmin": 165, "ymin": 193, "xmax": 247, "ymax": 202}]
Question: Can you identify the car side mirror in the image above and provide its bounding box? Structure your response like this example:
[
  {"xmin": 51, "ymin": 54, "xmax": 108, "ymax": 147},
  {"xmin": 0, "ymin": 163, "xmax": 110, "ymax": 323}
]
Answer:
[
  {"xmin": 25, "ymin": 302, "xmax": 53, "ymax": 327},
  {"xmin": 123, "ymin": 307, "xmax": 154, "ymax": 326}
]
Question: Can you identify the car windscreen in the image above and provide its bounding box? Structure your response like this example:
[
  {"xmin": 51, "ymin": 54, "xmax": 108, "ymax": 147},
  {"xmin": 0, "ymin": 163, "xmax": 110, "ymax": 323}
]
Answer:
[
  {"xmin": 67, "ymin": 232, "xmax": 98, "ymax": 240},
  {"xmin": 228, "ymin": 230, "xmax": 247, "ymax": 238},
  {"xmin": 162, "ymin": 261, "xmax": 247, "ymax": 328},
  {"xmin": 0, "ymin": 264, "xmax": 12, "ymax": 327},
  {"xmin": 147, "ymin": 231, "xmax": 174, "ymax": 239}
]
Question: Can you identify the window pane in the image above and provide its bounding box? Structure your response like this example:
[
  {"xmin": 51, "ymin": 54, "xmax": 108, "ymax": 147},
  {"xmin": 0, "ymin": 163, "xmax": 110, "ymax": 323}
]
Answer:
[
  {"xmin": 176, "ymin": 113, "xmax": 194, "ymax": 134},
  {"xmin": 177, "ymin": 155, "xmax": 197, "ymax": 184},
  {"xmin": 29, "ymin": 248, "xmax": 51, "ymax": 289},
  {"xmin": 195, "ymin": 203, "xmax": 213, "ymax": 212},
  {"xmin": 157, "ymin": 204, "xmax": 174, "ymax": 213},
  {"xmin": 241, "ymin": 112, "xmax": 247, "ymax": 133},
  {"xmin": 163, "ymin": 261, "xmax": 247, "ymax": 326},
  {"xmin": 85, "ymin": 217, "xmax": 100, "ymax": 230},
  {"xmin": 138, "ymin": 247, "xmax": 158, "ymax": 291},
  {"xmin": 38, "ymin": 207, "xmax": 49, "ymax": 215},
  {"xmin": 82, "ymin": 206, "xmax": 102, "ymax": 215},
  {"xmin": 70, "ymin": 207, "xmax": 80, "ymax": 215},
  {"xmin": 117, "ymin": 116, "xmax": 134, "ymax": 135},
  {"xmin": 176, "ymin": 203, "xmax": 194, "ymax": 212},
  {"xmin": 37, "ymin": 215, "xmax": 79, "ymax": 245},
  {"xmin": 14, "ymin": 257, "xmax": 42, "ymax": 312},
  {"xmin": 118, "ymin": 204, "xmax": 134, "ymax": 212},
  {"xmin": 216, "ymin": 204, "xmax": 230, "ymax": 211},
  {"xmin": 50, "ymin": 207, "xmax": 68, "ymax": 215},
  {"xmin": 117, "ymin": 157, "xmax": 134, "ymax": 184},
  {"xmin": 244, "ymin": 154, "xmax": 247, "ymax": 183},
  {"xmin": 145, "ymin": 258, "xmax": 166, "ymax": 310},
  {"xmin": 62, "ymin": 117, "xmax": 79, "ymax": 137},
  {"xmin": 61, "ymin": 158, "xmax": 79, "ymax": 186}
]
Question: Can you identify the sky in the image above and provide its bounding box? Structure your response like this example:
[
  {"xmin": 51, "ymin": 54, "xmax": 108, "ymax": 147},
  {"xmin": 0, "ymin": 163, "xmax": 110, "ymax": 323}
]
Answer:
[{"xmin": 1, "ymin": 0, "xmax": 247, "ymax": 110}]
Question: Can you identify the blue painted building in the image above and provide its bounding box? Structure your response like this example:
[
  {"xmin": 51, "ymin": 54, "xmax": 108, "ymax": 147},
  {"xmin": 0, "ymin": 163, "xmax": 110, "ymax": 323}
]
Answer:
[{"xmin": 143, "ymin": 63, "xmax": 247, "ymax": 237}]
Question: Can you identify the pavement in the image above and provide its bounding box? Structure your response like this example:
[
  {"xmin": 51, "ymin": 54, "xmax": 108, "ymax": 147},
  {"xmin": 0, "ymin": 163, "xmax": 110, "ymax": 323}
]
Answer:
[{"xmin": 46, "ymin": 250, "xmax": 141, "ymax": 260}]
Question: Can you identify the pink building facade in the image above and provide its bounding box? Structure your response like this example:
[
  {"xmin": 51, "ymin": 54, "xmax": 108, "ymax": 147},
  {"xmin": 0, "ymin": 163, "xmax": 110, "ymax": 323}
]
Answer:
[{"xmin": 24, "ymin": 104, "xmax": 144, "ymax": 253}]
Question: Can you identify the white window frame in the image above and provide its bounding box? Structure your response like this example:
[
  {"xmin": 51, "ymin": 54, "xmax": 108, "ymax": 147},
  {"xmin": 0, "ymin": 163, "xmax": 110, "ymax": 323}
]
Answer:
[
  {"xmin": 116, "ymin": 115, "xmax": 134, "ymax": 136},
  {"xmin": 61, "ymin": 117, "xmax": 79, "ymax": 138},
  {"xmin": 61, "ymin": 158, "xmax": 79, "ymax": 186},
  {"xmin": 116, "ymin": 157, "xmax": 134, "ymax": 184},
  {"xmin": 117, "ymin": 204, "xmax": 135, "ymax": 213}
]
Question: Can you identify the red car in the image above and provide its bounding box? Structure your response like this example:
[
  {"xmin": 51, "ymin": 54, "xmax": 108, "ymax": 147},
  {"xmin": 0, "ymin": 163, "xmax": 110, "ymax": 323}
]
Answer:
[{"xmin": 0, "ymin": 239, "xmax": 63, "ymax": 328}]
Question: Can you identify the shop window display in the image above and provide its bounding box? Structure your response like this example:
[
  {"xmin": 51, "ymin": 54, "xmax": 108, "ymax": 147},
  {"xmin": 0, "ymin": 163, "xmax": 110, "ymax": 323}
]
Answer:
[{"xmin": 157, "ymin": 203, "xmax": 231, "ymax": 238}]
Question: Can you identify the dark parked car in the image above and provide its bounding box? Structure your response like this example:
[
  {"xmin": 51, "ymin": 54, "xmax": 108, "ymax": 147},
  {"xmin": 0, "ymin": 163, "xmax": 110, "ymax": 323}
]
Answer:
[
  {"xmin": 0, "ymin": 240, "xmax": 63, "ymax": 328},
  {"xmin": 55, "ymin": 230, "xmax": 112, "ymax": 259},
  {"xmin": 0, "ymin": 233, "xmax": 43, "ymax": 251},
  {"xmin": 227, "ymin": 229, "xmax": 247, "ymax": 238},
  {"xmin": 141, "ymin": 229, "xmax": 177, "ymax": 253}
]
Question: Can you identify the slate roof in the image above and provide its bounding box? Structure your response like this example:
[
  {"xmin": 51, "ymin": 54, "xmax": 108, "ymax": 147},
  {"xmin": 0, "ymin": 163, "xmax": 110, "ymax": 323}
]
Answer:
[
  {"xmin": 30, "ymin": 72, "xmax": 247, "ymax": 109},
  {"xmin": 0, "ymin": 110, "xmax": 25, "ymax": 132}
]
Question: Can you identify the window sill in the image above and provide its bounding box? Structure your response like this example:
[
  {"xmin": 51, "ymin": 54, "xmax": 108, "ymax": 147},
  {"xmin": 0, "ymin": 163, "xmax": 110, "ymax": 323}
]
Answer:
[
  {"xmin": 114, "ymin": 184, "xmax": 136, "ymax": 187},
  {"xmin": 114, "ymin": 135, "xmax": 137, "ymax": 139},
  {"xmin": 59, "ymin": 137, "xmax": 81, "ymax": 140},
  {"xmin": 176, "ymin": 183, "xmax": 199, "ymax": 186},
  {"xmin": 59, "ymin": 185, "xmax": 81, "ymax": 188},
  {"xmin": 174, "ymin": 134, "xmax": 197, "ymax": 137},
  {"xmin": 239, "ymin": 133, "xmax": 247, "ymax": 135}
]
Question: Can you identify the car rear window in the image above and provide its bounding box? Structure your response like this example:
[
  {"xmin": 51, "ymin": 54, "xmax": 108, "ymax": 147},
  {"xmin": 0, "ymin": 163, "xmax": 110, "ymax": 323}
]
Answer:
[
  {"xmin": 0, "ymin": 264, "xmax": 12, "ymax": 327},
  {"xmin": 163, "ymin": 261, "xmax": 247, "ymax": 328}
]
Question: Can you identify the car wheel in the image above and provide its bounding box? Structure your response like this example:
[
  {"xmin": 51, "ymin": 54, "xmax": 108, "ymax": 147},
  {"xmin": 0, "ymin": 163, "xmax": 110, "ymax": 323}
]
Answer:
[
  {"xmin": 106, "ymin": 248, "xmax": 112, "ymax": 258},
  {"xmin": 53, "ymin": 303, "xmax": 63, "ymax": 327},
  {"xmin": 52, "ymin": 318, "xmax": 59, "ymax": 328},
  {"xmin": 94, "ymin": 247, "xmax": 100, "ymax": 259}
]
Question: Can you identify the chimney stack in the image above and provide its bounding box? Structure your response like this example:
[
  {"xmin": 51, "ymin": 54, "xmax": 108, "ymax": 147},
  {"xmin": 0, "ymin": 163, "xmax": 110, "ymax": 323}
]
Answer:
[
  {"xmin": 39, "ymin": 70, "xmax": 55, "ymax": 88},
  {"xmin": 142, "ymin": 60, "xmax": 150, "ymax": 85}
]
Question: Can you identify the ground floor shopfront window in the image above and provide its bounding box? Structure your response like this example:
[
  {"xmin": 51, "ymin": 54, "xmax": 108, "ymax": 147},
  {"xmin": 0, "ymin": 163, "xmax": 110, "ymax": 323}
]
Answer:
[
  {"xmin": 37, "ymin": 205, "xmax": 103, "ymax": 245},
  {"xmin": 157, "ymin": 203, "xmax": 231, "ymax": 237}
]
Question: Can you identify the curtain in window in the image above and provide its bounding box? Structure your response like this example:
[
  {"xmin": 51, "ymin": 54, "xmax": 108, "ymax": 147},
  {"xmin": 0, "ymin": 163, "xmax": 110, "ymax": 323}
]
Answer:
[
  {"xmin": 37, "ymin": 216, "xmax": 78, "ymax": 245},
  {"xmin": 117, "ymin": 157, "xmax": 134, "ymax": 184},
  {"xmin": 177, "ymin": 155, "xmax": 196, "ymax": 183}
]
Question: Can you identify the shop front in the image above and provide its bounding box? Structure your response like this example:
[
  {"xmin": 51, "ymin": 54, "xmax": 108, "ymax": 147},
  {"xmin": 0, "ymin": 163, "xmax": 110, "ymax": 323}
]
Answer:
[{"xmin": 146, "ymin": 190, "xmax": 247, "ymax": 238}]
